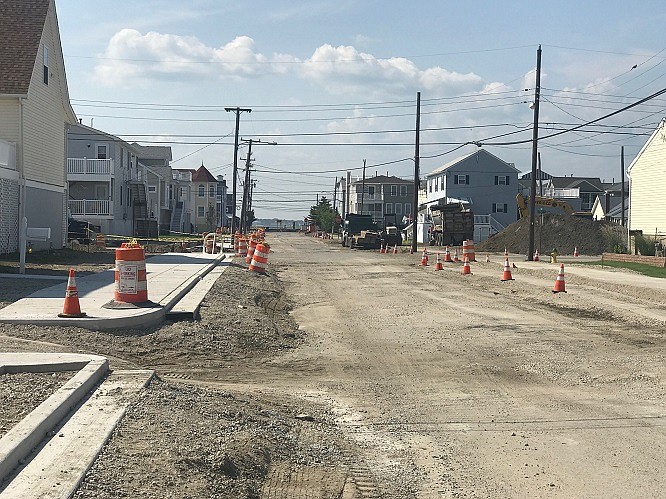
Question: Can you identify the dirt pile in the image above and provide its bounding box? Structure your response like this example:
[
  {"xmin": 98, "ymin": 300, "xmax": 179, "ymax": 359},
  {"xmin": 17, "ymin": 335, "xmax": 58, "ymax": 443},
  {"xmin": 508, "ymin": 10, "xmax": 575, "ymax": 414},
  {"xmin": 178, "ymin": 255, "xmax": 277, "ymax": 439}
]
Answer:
[{"xmin": 477, "ymin": 214, "xmax": 615, "ymax": 255}]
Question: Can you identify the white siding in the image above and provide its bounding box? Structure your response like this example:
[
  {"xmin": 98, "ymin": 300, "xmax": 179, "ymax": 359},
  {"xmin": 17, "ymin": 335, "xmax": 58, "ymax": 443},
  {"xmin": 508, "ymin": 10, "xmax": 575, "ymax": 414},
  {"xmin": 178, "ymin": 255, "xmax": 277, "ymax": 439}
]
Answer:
[
  {"xmin": 629, "ymin": 122, "xmax": 666, "ymax": 234},
  {"xmin": 0, "ymin": 99, "xmax": 20, "ymax": 144}
]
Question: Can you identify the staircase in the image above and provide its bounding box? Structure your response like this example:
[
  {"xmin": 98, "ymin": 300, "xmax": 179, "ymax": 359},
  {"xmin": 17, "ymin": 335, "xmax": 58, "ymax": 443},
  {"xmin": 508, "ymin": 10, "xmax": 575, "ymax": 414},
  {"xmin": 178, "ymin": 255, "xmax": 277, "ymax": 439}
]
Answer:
[
  {"xmin": 169, "ymin": 201, "xmax": 183, "ymax": 233},
  {"xmin": 131, "ymin": 184, "xmax": 156, "ymax": 237}
]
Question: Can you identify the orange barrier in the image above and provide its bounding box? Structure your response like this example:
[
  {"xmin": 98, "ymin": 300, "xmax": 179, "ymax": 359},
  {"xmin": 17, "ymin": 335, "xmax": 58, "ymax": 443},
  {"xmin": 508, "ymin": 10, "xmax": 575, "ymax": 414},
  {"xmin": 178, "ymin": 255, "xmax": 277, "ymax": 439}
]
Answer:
[
  {"xmin": 246, "ymin": 237, "xmax": 258, "ymax": 264},
  {"xmin": 501, "ymin": 258, "xmax": 514, "ymax": 281},
  {"xmin": 462, "ymin": 239, "xmax": 476, "ymax": 262},
  {"xmin": 95, "ymin": 234, "xmax": 105, "ymax": 247},
  {"xmin": 552, "ymin": 264, "xmax": 567, "ymax": 293},
  {"xmin": 234, "ymin": 232, "xmax": 241, "ymax": 254},
  {"xmin": 461, "ymin": 256, "xmax": 472, "ymax": 275},
  {"xmin": 114, "ymin": 241, "xmax": 148, "ymax": 303},
  {"xmin": 237, "ymin": 237, "xmax": 247, "ymax": 257},
  {"xmin": 249, "ymin": 242, "xmax": 269, "ymax": 274},
  {"xmin": 58, "ymin": 269, "xmax": 86, "ymax": 317},
  {"xmin": 434, "ymin": 253, "xmax": 443, "ymax": 271}
]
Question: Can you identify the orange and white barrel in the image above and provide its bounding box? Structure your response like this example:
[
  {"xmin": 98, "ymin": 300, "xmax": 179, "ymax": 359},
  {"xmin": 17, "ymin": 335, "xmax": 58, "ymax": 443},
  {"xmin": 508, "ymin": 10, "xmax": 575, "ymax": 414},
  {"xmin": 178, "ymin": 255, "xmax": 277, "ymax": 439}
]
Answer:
[
  {"xmin": 234, "ymin": 232, "xmax": 242, "ymax": 254},
  {"xmin": 467, "ymin": 240, "xmax": 476, "ymax": 262},
  {"xmin": 237, "ymin": 237, "xmax": 247, "ymax": 257},
  {"xmin": 249, "ymin": 243, "xmax": 269, "ymax": 273},
  {"xmin": 114, "ymin": 242, "xmax": 148, "ymax": 303},
  {"xmin": 245, "ymin": 237, "xmax": 258, "ymax": 264}
]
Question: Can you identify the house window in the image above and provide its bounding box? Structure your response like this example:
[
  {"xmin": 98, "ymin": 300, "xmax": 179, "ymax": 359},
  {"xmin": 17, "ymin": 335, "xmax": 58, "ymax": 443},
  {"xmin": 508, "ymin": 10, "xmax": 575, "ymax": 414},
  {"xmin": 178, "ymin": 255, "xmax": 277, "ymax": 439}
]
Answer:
[
  {"xmin": 198, "ymin": 185, "xmax": 205, "ymax": 197},
  {"xmin": 429, "ymin": 180, "xmax": 433, "ymax": 193},
  {"xmin": 197, "ymin": 206, "xmax": 205, "ymax": 217},
  {"xmin": 43, "ymin": 45, "xmax": 49, "ymax": 85},
  {"xmin": 367, "ymin": 186, "xmax": 375, "ymax": 199},
  {"xmin": 385, "ymin": 202, "xmax": 393, "ymax": 213},
  {"xmin": 454, "ymin": 174, "xmax": 469, "ymax": 185},
  {"xmin": 434, "ymin": 177, "xmax": 439, "ymax": 192},
  {"xmin": 494, "ymin": 175, "xmax": 510, "ymax": 185},
  {"xmin": 396, "ymin": 203, "xmax": 402, "ymax": 215},
  {"xmin": 209, "ymin": 185, "xmax": 215, "ymax": 197},
  {"xmin": 405, "ymin": 203, "xmax": 411, "ymax": 214},
  {"xmin": 127, "ymin": 188, "xmax": 131, "ymax": 207},
  {"xmin": 400, "ymin": 185, "xmax": 407, "ymax": 197},
  {"xmin": 96, "ymin": 144, "xmax": 108, "ymax": 160},
  {"xmin": 492, "ymin": 203, "xmax": 508, "ymax": 213},
  {"xmin": 148, "ymin": 185, "xmax": 157, "ymax": 193},
  {"xmin": 391, "ymin": 185, "xmax": 397, "ymax": 196}
]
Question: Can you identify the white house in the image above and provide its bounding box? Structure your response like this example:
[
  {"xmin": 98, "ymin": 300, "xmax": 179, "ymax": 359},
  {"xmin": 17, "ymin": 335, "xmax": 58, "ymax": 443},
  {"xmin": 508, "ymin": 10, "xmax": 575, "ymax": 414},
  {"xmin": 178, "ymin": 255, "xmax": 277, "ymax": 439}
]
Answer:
[
  {"xmin": 0, "ymin": 0, "xmax": 77, "ymax": 251},
  {"xmin": 627, "ymin": 118, "xmax": 666, "ymax": 239}
]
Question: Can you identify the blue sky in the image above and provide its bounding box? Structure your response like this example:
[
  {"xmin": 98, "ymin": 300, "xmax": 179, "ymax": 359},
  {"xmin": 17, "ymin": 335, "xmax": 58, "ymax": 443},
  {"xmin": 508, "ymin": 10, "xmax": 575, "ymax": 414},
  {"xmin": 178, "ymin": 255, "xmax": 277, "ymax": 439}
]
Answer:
[{"xmin": 56, "ymin": 1, "xmax": 666, "ymax": 219}]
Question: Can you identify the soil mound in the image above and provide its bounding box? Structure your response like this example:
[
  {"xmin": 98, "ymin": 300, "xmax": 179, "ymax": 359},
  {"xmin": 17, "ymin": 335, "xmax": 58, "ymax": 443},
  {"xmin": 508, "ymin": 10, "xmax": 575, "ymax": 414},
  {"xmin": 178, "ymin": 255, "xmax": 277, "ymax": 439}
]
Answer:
[{"xmin": 477, "ymin": 214, "xmax": 614, "ymax": 255}]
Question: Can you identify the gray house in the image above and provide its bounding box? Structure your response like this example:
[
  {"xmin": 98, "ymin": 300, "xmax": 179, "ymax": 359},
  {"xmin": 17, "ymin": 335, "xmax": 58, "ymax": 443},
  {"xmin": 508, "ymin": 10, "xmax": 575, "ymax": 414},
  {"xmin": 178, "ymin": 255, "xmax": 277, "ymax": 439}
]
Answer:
[
  {"xmin": 348, "ymin": 174, "xmax": 414, "ymax": 226},
  {"xmin": 425, "ymin": 149, "xmax": 519, "ymax": 239}
]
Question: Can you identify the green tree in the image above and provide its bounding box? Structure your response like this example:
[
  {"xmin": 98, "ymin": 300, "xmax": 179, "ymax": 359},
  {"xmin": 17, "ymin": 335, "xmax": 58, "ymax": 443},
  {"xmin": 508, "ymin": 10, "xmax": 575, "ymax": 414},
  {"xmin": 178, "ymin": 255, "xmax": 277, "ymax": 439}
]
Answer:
[
  {"xmin": 205, "ymin": 203, "xmax": 216, "ymax": 231},
  {"xmin": 309, "ymin": 197, "xmax": 339, "ymax": 232}
]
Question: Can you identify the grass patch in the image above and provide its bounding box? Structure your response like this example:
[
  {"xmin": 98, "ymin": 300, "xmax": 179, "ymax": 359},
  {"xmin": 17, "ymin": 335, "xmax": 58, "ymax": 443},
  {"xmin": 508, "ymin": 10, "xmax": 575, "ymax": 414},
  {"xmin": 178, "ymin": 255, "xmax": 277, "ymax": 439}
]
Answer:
[{"xmin": 588, "ymin": 259, "xmax": 666, "ymax": 278}]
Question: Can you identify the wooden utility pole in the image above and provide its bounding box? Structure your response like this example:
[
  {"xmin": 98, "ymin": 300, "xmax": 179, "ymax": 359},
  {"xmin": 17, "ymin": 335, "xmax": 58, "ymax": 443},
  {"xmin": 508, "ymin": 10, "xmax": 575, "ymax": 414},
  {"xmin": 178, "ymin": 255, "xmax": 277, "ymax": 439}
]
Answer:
[
  {"xmin": 224, "ymin": 107, "xmax": 251, "ymax": 234},
  {"xmin": 332, "ymin": 177, "xmax": 338, "ymax": 235},
  {"xmin": 528, "ymin": 45, "xmax": 542, "ymax": 261},
  {"xmin": 411, "ymin": 91, "xmax": 421, "ymax": 254},
  {"xmin": 360, "ymin": 160, "xmax": 367, "ymax": 215},
  {"xmin": 240, "ymin": 139, "xmax": 253, "ymax": 234},
  {"xmin": 621, "ymin": 146, "xmax": 626, "ymax": 227}
]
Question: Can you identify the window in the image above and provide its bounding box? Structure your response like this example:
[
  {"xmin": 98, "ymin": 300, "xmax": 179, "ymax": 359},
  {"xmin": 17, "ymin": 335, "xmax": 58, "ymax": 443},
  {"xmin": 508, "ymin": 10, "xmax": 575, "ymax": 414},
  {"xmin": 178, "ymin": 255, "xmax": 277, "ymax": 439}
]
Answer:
[
  {"xmin": 198, "ymin": 185, "xmax": 205, "ymax": 197},
  {"xmin": 148, "ymin": 185, "xmax": 157, "ymax": 193},
  {"xmin": 396, "ymin": 203, "xmax": 402, "ymax": 215},
  {"xmin": 429, "ymin": 180, "xmax": 433, "ymax": 193},
  {"xmin": 96, "ymin": 144, "xmax": 108, "ymax": 160},
  {"xmin": 367, "ymin": 185, "xmax": 375, "ymax": 198},
  {"xmin": 385, "ymin": 202, "xmax": 393, "ymax": 213},
  {"xmin": 43, "ymin": 45, "xmax": 49, "ymax": 85},
  {"xmin": 492, "ymin": 203, "xmax": 508, "ymax": 213},
  {"xmin": 454, "ymin": 174, "xmax": 469, "ymax": 185},
  {"xmin": 127, "ymin": 188, "xmax": 131, "ymax": 207},
  {"xmin": 400, "ymin": 185, "xmax": 407, "ymax": 197},
  {"xmin": 209, "ymin": 185, "xmax": 215, "ymax": 197},
  {"xmin": 494, "ymin": 175, "xmax": 510, "ymax": 185},
  {"xmin": 197, "ymin": 206, "xmax": 205, "ymax": 217},
  {"xmin": 434, "ymin": 177, "xmax": 439, "ymax": 192},
  {"xmin": 391, "ymin": 185, "xmax": 397, "ymax": 196},
  {"xmin": 120, "ymin": 187, "xmax": 123, "ymax": 206},
  {"xmin": 405, "ymin": 203, "xmax": 411, "ymax": 214}
]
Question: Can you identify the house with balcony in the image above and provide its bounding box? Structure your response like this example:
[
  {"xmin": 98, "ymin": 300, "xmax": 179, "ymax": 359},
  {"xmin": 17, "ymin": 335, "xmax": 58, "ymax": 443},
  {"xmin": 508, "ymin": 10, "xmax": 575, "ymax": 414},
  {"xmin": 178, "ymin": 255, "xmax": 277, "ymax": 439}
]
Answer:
[
  {"xmin": 425, "ymin": 149, "xmax": 519, "ymax": 241},
  {"xmin": 216, "ymin": 175, "xmax": 229, "ymax": 229},
  {"xmin": 348, "ymin": 174, "xmax": 413, "ymax": 226},
  {"xmin": 191, "ymin": 163, "xmax": 219, "ymax": 232},
  {"xmin": 0, "ymin": 0, "xmax": 78, "ymax": 252},
  {"xmin": 542, "ymin": 176, "xmax": 603, "ymax": 213},
  {"xmin": 67, "ymin": 123, "xmax": 161, "ymax": 237},
  {"xmin": 169, "ymin": 169, "xmax": 194, "ymax": 234},
  {"xmin": 132, "ymin": 144, "xmax": 173, "ymax": 233}
]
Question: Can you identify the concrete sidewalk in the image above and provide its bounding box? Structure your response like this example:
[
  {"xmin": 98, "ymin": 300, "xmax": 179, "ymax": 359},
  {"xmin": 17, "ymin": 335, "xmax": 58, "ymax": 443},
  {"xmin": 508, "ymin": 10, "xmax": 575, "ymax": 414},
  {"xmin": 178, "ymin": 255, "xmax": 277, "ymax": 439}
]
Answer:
[{"xmin": 0, "ymin": 251, "xmax": 228, "ymax": 330}]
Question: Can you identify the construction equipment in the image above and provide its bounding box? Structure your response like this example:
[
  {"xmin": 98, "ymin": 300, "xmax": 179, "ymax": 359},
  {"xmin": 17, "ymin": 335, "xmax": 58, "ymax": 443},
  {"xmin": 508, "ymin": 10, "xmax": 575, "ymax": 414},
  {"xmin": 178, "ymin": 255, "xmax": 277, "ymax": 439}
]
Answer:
[
  {"xmin": 342, "ymin": 214, "xmax": 378, "ymax": 248},
  {"xmin": 516, "ymin": 193, "xmax": 575, "ymax": 218},
  {"xmin": 429, "ymin": 203, "xmax": 474, "ymax": 246}
]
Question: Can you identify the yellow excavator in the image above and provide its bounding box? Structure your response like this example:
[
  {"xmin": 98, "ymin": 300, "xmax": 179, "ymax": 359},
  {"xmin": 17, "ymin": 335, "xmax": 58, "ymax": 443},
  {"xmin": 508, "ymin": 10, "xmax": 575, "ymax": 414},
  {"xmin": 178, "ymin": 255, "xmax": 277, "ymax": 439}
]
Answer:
[{"xmin": 516, "ymin": 193, "xmax": 575, "ymax": 218}]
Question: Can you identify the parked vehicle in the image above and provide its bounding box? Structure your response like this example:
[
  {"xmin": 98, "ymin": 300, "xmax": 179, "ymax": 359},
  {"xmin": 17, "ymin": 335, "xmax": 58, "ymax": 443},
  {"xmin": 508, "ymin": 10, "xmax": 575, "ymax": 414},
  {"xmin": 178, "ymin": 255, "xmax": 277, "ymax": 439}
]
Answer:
[
  {"xmin": 342, "ymin": 214, "xmax": 377, "ymax": 247},
  {"xmin": 67, "ymin": 218, "xmax": 100, "ymax": 244},
  {"xmin": 429, "ymin": 203, "xmax": 474, "ymax": 246}
]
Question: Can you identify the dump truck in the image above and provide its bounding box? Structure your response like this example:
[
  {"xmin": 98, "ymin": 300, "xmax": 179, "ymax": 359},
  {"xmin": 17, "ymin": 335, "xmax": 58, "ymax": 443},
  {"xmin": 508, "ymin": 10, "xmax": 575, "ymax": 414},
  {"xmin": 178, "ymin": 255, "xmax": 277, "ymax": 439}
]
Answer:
[
  {"xmin": 429, "ymin": 203, "xmax": 474, "ymax": 246},
  {"xmin": 342, "ymin": 214, "xmax": 379, "ymax": 248}
]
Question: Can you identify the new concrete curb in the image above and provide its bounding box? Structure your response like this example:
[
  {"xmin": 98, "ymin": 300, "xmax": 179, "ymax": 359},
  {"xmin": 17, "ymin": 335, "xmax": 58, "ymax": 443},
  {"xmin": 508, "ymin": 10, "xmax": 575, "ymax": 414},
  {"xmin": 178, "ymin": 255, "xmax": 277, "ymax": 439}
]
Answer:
[{"xmin": 0, "ymin": 353, "xmax": 109, "ymax": 484}]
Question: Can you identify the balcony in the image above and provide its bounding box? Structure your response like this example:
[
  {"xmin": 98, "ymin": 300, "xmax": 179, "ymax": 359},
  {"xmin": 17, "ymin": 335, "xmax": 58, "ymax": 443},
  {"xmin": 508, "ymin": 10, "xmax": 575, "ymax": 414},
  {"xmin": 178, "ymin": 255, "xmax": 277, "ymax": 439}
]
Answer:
[
  {"xmin": 172, "ymin": 171, "xmax": 192, "ymax": 182},
  {"xmin": 69, "ymin": 199, "xmax": 112, "ymax": 217},
  {"xmin": 67, "ymin": 158, "xmax": 113, "ymax": 181}
]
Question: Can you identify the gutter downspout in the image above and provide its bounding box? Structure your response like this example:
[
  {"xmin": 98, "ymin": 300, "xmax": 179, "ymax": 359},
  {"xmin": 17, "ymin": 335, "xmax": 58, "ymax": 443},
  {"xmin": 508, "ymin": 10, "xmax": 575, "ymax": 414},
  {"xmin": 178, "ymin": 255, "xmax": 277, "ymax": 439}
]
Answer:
[{"xmin": 18, "ymin": 97, "xmax": 27, "ymax": 274}]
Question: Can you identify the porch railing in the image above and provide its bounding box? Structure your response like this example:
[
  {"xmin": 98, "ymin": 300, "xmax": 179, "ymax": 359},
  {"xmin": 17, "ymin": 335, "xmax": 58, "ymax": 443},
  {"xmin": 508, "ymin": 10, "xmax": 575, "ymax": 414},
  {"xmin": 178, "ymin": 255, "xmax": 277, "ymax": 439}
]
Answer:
[
  {"xmin": 67, "ymin": 158, "xmax": 113, "ymax": 175},
  {"xmin": 69, "ymin": 199, "xmax": 112, "ymax": 216}
]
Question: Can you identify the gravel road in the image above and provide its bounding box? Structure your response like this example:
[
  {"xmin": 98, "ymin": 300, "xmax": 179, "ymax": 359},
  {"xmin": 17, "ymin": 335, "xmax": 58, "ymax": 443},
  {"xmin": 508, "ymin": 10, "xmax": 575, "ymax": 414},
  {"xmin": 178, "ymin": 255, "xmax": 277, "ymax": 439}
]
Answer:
[{"xmin": 2, "ymin": 233, "xmax": 666, "ymax": 498}]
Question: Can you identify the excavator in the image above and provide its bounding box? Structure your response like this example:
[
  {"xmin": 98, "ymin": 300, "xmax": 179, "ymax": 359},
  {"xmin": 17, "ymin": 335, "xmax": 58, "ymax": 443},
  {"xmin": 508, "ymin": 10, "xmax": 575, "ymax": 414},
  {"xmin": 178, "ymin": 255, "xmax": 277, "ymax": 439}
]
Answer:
[{"xmin": 516, "ymin": 193, "xmax": 576, "ymax": 218}]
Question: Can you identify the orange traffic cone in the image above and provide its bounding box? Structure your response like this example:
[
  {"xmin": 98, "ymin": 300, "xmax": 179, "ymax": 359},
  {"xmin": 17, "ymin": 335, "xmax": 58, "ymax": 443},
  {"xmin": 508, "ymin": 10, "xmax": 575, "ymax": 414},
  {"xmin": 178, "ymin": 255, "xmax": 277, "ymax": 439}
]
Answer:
[
  {"xmin": 409, "ymin": 246, "xmax": 414, "ymax": 255},
  {"xmin": 393, "ymin": 244, "xmax": 398, "ymax": 254},
  {"xmin": 444, "ymin": 245, "xmax": 452, "ymax": 262},
  {"xmin": 501, "ymin": 258, "xmax": 514, "ymax": 281},
  {"xmin": 461, "ymin": 256, "xmax": 472, "ymax": 275},
  {"xmin": 421, "ymin": 248, "xmax": 428, "ymax": 267},
  {"xmin": 504, "ymin": 247, "xmax": 508, "ymax": 258},
  {"xmin": 485, "ymin": 254, "xmax": 490, "ymax": 263},
  {"xmin": 552, "ymin": 264, "xmax": 567, "ymax": 293},
  {"xmin": 534, "ymin": 249, "xmax": 539, "ymax": 261},
  {"xmin": 58, "ymin": 269, "xmax": 86, "ymax": 318},
  {"xmin": 453, "ymin": 247, "xmax": 460, "ymax": 262},
  {"xmin": 573, "ymin": 247, "xmax": 579, "ymax": 257},
  {"xmin": 379, "ymin": 244, "xmax": 385, "ymax": 254},
  {"xmin": 435, "ymin": 253, "xmax": 443, "ymax": 271}
]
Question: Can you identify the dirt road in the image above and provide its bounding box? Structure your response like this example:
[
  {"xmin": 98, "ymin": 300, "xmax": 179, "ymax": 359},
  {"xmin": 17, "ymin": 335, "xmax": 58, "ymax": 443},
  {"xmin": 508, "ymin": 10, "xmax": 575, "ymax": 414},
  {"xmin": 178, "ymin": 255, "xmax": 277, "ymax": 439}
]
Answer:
[
  {"xmin": 247, "ymin": 233, "xmax": 666, "ymax": 498},
  {"xmin": 2, "ymin": 233, "xmax": 666, "ymax": 498}
]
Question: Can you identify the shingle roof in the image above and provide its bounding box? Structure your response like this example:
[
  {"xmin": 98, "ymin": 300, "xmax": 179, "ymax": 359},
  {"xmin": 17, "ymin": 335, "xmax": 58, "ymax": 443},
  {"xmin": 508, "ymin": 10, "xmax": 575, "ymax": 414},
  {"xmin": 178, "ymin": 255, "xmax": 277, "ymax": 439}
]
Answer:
[
  {"xmin": 350, "ymin": 174, "xmax": 411, "ymax": 185},
  {"xmin": 0, "ymin": 0, "xmax": 50, "ymax": 95},
  {"xmin": 550, "ymin": 177, "xmax": 603, "ymax": 191},
  {"xmin": 427, "ymin": 149, "xmax": 519, "ymax": 176},
  {"xmin": 192, "ymin": 163, "xmax": 217, "ymax": 182}
]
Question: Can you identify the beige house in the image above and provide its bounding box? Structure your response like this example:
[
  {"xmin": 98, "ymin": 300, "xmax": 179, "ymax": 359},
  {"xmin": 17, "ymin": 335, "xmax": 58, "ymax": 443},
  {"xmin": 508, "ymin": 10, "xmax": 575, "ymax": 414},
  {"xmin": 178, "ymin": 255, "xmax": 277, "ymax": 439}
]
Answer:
[
  {"xmin": 627, "ymin": 119, "xmax": 666, "ymax": 238},
  {"xmin": 0, "ymin": 0, "xmax": 77, "ymax": 252}
]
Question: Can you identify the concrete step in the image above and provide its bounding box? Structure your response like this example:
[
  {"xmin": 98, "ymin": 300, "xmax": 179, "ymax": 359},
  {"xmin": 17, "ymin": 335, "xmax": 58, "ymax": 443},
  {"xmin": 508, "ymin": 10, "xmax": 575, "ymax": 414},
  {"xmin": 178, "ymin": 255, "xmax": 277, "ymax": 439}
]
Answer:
[
  {"xmin": 167, "ymin": 258, "xmax": 232, "ymax": 319},
  {"xmin": 0, "ymin": 369, "xmax": 154, "ymax": 498}
]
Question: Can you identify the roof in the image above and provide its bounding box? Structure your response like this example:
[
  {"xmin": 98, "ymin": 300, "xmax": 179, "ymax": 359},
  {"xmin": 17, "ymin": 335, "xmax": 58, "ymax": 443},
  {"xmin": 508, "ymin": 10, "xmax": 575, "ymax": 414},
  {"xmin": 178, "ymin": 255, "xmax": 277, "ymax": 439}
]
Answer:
[
  {"xmin": 131, "ymin": 143, "xmax": 173, "ymax": 161},
  {"xmin": 627, "ymin": 119, "xmax": 666, "ymax": 175},
  {"xmin": 427, "ymin": 148, "xmax": 519, "ymax": 177},
  {"xmin": 192, "ymin": 163, "xmax": 217, "ymax": 183},
  {"xmin": 0, "ymin": 0, "xmax": 50, "ymax": 95},
  {"xmin": 351, "ymin": 174, "xmax": 411, "ymax": 185},
  {"xmin": 549, "ymin": 176, "xmax": 603, "ymax": 191}
]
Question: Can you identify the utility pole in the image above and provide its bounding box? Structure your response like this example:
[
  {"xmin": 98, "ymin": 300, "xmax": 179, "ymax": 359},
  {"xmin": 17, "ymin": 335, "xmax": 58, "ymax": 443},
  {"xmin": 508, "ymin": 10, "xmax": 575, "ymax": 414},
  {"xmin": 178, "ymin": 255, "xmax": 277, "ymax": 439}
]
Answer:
[
  {"xmin": 332, "ymin": 177, "xmax": 338, "ymax": 235},
  {"xmin": 240, "ymin": 139, "xmax": 253, "ymax": 234},
  {"xmin": 346, "ymin": 171, "xmax": 351, "ymax": 216},
  {"xmin": 360, "ymin": 160, "xmax": 367, "ymax": 215},
  {"xmin": 411, "ymin": 91, "xmax": 421, "ymax": 254},
  {"xmin": 621, "ymin": 146, "xmax": 626, "ymax": 228},
  {"xmin": 528, "ymin": 45, "xmax": 542, "ymax": 261},
  {"xmin": 224, "ymin": 106, "xmax": 251, "ymax": 234}
]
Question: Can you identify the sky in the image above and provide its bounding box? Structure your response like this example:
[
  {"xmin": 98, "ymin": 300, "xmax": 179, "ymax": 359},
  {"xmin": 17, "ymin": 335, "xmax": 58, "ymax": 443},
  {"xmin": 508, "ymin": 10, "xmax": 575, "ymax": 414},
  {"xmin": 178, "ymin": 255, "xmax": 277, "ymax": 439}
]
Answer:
[{"xmin": 56, "ymin": 1, "xmax": 666, "ymax": 220}]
